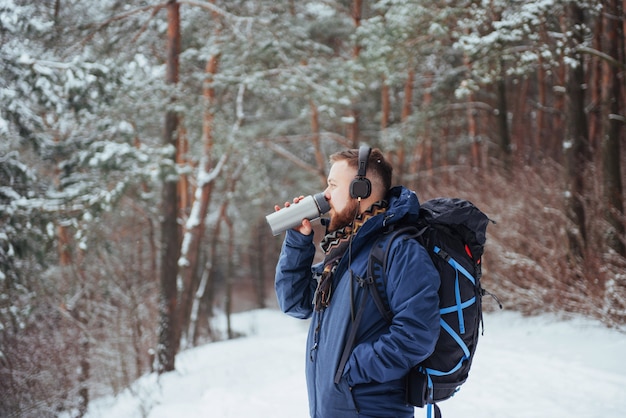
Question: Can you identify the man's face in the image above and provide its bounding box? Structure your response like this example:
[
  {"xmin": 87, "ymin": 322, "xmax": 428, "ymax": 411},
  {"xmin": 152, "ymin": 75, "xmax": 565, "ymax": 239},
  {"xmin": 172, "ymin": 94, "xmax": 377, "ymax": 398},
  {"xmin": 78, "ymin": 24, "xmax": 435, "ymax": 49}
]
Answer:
[{"xmin": 324, "ymin": 160, "xmax": 359, "ymax": 232}]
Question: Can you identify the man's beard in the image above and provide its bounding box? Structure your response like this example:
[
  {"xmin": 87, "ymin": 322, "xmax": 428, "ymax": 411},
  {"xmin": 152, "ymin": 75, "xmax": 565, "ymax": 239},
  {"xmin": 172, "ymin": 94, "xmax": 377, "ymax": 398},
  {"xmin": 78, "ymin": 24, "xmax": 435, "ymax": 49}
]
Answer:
[{"xmin": 328, "ymin": 198, "xmax": 359, "ymax": 232}]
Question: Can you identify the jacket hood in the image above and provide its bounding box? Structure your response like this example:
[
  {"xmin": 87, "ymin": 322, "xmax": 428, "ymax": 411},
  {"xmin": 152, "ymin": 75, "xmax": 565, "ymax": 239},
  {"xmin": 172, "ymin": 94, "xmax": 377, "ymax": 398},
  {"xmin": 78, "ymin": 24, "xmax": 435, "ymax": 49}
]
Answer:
[{"xmin": 384, "ymin": 185, "xmax": 421, "ymax": 225}]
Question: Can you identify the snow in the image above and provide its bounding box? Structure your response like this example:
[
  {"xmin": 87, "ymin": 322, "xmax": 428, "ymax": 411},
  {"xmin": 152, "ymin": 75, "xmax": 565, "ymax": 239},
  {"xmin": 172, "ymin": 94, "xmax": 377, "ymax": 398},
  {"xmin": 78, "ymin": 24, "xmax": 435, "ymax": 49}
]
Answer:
[{"xmin": 83, "ymin": 309, "xmax": 626, "ymax": 418}]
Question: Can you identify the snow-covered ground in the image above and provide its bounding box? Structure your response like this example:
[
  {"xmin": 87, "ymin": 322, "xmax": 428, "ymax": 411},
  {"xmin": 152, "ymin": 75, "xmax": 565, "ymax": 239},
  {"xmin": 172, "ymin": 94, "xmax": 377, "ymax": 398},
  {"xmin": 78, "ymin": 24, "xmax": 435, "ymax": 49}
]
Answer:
[{"xmin": 84, "ymin": 309, "xmax": 626, "ymax": 418}]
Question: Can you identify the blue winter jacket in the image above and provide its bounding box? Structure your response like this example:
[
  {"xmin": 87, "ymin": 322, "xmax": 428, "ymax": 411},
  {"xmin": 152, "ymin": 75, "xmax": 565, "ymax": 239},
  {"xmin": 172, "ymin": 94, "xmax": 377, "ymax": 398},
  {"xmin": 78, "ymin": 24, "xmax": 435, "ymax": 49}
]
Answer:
[{"xmin": 275, "ymin": 186, "xmax": 441, "ymax": 418}]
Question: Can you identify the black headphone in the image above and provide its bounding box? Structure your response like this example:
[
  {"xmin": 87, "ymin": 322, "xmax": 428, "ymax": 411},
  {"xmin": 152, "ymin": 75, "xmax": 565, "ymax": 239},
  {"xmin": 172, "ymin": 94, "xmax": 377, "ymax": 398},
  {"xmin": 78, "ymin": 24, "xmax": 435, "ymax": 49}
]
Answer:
[{"xmin": 350, "ymin": 145, "xmax": 372, "ymax": 199}]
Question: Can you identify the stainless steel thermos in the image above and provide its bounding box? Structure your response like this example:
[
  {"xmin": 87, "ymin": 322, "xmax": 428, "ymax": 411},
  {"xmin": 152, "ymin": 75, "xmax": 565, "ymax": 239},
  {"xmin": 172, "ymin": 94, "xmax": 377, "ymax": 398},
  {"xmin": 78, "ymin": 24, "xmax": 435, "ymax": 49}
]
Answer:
[{"xmin": 266, "ymin": 193, "xmax": 330, "ymax": 236}]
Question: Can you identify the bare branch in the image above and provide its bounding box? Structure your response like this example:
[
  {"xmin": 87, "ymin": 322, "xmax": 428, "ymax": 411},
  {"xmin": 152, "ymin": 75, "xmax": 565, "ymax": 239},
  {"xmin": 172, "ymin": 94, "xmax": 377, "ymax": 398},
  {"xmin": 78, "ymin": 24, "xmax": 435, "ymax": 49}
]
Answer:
[
  {"xmin": 577, "ymin": 45, "xmax": 625, "ymax": 69},
  {"xmin": 131, "ymin": 4, "xmax": 165, "ymax": 44},
  {"xmin": 261, "ymin": 140, "xmax": 321, "ymax": 176},
  {"xmin": 178, "ymin": 0, "xmax": 250, "ymax": 21},
  {"xmin": 78, "ymin": 3, "xmax": 169, "ymax": 48}
]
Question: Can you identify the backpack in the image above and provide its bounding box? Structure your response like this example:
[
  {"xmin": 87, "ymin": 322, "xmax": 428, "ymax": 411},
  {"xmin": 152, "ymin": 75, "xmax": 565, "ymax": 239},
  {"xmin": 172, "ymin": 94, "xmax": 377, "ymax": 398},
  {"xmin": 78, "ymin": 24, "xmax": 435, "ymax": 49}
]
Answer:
[{"xmin": 338, "ymin": 197, "xmax": 498, "ymax": 418}]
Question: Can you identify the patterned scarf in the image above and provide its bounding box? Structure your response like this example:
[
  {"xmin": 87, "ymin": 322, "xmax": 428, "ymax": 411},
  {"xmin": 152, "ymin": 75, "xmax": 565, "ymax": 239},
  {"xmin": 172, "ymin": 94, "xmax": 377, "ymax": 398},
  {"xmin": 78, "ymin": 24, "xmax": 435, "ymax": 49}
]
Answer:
[{"xmin": 314, "ymin": 200, "xmax": 388, "ymax": 311}]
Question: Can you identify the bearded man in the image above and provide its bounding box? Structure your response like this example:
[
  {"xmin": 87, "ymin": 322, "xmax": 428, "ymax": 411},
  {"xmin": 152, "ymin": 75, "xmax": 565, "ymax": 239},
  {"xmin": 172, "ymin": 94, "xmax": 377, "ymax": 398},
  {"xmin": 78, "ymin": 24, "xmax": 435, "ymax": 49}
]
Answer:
[{"xmin": 274, "ymin": 147, "xmax": 440, "ymax": 418}]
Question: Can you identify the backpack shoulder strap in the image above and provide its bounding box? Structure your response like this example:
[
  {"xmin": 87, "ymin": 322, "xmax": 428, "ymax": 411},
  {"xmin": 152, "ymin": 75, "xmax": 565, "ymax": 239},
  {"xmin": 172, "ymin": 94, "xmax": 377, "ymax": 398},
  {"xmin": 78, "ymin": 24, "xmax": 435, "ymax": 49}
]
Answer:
[
  {"xmin": 334, "ymin": 283, "xmax": 369, "ymax": 384},
  {"xmin": 367, "ymin": 224, "xmax": 425, "ymax": 324}
]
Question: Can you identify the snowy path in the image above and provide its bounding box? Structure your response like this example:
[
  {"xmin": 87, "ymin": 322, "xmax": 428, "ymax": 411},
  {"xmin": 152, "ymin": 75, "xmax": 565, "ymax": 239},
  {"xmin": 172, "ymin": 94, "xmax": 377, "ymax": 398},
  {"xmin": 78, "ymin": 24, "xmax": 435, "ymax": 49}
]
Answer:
[{"xmin": 84, "ymin": 310, "xmax": 626, "ymax": 418}]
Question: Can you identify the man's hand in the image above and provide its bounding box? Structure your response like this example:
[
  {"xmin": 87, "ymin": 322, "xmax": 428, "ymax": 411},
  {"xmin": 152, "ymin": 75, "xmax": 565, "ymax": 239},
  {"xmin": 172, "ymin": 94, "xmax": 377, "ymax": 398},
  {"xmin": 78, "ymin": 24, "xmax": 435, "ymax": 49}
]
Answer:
[{"xmin": 274, "ymin": 196, "xmax": 313, "ymax": 235}]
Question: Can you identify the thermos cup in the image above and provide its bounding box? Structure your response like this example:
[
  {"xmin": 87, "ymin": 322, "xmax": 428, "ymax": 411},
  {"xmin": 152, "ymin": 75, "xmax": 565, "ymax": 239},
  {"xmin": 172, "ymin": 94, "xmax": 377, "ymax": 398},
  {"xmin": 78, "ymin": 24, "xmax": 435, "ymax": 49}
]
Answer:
[{"xmin": 266, "ymin": 192, "xmax": 330, "ymax": 236}]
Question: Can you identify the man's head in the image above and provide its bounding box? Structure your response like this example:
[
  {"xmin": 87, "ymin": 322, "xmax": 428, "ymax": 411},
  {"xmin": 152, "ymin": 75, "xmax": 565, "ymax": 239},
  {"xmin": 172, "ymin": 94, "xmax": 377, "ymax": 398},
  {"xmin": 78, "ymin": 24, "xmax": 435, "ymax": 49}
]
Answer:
[{"xmin": 324, "ymin": 147, "xmax": 392, "ymax": 231}]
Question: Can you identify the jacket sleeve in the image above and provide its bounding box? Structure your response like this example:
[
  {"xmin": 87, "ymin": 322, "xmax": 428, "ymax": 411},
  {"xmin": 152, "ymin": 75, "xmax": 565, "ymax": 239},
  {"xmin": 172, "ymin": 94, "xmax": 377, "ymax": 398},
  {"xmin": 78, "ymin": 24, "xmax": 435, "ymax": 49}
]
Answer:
[
  {"xmin": 274, "ymin": 229, "xmax": 318, "ymax": 320},
  {"xmin": 345, "ymin": 237, "xmax": 440, "ymax": 386}
]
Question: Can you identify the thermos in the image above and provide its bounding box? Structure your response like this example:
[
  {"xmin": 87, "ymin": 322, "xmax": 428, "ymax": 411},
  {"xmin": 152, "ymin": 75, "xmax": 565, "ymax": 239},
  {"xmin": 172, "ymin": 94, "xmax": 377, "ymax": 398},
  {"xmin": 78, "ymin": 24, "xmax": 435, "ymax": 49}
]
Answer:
[{"xmin": 266, "ymin": 193, "xmax": 330, "ymax": 236}]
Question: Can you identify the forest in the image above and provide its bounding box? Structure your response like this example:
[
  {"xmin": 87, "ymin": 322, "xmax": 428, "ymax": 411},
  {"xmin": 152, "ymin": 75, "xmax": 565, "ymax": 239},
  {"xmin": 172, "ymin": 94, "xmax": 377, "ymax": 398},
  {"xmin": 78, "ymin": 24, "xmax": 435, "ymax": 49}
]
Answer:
[{"xmin": 1, "ymin": 1, "xmax": 624, "ymax": 417}]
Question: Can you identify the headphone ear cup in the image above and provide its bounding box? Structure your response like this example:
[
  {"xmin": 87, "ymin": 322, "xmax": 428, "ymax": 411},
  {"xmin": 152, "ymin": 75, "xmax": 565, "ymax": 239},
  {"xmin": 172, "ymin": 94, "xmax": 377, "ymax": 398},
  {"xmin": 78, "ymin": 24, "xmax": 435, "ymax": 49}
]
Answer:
[
  {"xmin": 351, "ymin": 145, "xmax": 372, "ymax": 199},
  {"xmin": 350, "ymin": 177, "xmax": 371, "ymax": 199}
]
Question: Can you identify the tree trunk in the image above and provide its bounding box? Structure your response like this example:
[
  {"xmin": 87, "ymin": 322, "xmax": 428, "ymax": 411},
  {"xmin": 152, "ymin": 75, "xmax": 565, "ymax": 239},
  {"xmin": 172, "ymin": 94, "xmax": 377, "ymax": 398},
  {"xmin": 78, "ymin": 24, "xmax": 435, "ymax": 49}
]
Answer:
[
  {"xmin": 460, "ymin": 49, "xmax": 482, "ymax": 171},
  {"xmin": 535, "ymin": 24, "xmax": 549, "ymax": 162},
  {"xmin": 467, "ymin": 96, "xmax": 480, "ymax": 169},
  {"xmin": 225, "ymin": 215, "xmax": 235, "ymax": 339},
  {"xmin": 588, "ymin": 14, "xmax": 603, "ymax": 153},
  {"xmin": 400, "ymin": 68, "xmax": 414, "ymax": 186},
  {"xmin": 203, "ymin": 215, "xmax": 223, "ymax": 340},
  {"xmin": 422, "ymin": 74, "xmax": 433, "ymax": 178},
  {"xmin": 552, "ymin": 15, "xmax": 567, "ymax": 162},
  {"xmin": 564, "ymin": 1, "xmax": 590, "ymax": 260},
  {"xmin": 310, "ymin": 100, "xmax": 327, "ymax": 186},
  {"xmin": 177, "ymin": 54, "xmax": 221, "ymax": 351},
  {"xmin": 514, "ymin": 77, "xmax": 530, "ymax": 164},
  {"xmin": 188, "ymin": 259, "xmax": 210, "ymax": 347},
  {"xmin": 352, "ymin": 0, "xmax": 362, "ymax": 56},
  {"xmin": 381, "ymin": 77, "xmax": 390, "ymax": 130},
  {"xmin": 57, "ymin": 224, "xmax": 72, "ymax": 266},
  {"xmin": 401, "ymin": 68, "xmax": 414, "ymax": 123},
  {"xmin": 601, "ymin": 0, "xmax": 625, "ymax": 257},
  {"xmin": 347, "ymin": 0, "xmax": 363, "ymax": 147},
  {"xmin": 177, "ymin": 123, "xmax": 190, "ymax": 216},
  {"xmin": 496, "ymin": 61, "xmax": 512, "ymax": 170},
  {"xmin": 77, "ymin": 338, "xmax": 90, "ymax": 418},
  {"xmin": 253, "ymin": 221, "xmax": 268, "ymax": 309},
  {"xmin": 157, "ymin": 0, "xmax": 181, "ymax": 374}
]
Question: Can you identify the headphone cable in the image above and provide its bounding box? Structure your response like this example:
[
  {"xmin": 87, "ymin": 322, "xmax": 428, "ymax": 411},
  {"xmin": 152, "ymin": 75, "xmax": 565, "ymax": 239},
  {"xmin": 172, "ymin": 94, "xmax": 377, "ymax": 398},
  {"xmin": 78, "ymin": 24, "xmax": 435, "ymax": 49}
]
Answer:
[{"xmin": 348, "ymin": 197, "xmax": 361, "ymax": 322}]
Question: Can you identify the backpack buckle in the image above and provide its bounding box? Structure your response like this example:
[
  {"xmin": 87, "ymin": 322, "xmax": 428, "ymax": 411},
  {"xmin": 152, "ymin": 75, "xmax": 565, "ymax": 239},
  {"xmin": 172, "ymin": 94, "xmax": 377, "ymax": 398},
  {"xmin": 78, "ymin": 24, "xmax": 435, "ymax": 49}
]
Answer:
[{"xmin": 353, "ymin": 272, "xmax": 372, "ymax": 288}]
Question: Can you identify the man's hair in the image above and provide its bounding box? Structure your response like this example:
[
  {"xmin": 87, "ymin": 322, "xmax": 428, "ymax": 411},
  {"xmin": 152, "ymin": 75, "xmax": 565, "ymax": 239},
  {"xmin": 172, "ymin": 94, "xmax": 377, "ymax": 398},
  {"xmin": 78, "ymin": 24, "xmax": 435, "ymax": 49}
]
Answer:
[{"xmin": 329, "ymin": 147, "xmax": 393, "ymax": 194}]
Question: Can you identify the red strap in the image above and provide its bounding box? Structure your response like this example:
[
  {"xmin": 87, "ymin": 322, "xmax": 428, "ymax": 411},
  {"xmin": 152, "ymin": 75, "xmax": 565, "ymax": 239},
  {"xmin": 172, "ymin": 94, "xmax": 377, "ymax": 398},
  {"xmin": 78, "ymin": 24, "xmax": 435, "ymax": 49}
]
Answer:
[{"xmin": 464, "ymin": 244, "xmax": 481, "ymax": 264}]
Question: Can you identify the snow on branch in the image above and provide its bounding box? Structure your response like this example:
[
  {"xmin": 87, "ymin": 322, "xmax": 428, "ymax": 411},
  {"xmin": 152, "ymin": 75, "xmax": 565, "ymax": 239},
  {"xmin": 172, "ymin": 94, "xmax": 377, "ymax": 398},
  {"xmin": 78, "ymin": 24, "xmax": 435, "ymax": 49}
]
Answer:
[
  {"xmin": 576, "ymin": 45, "xmax": 624, "ymax": 69},
  {"xmin": 197, "ymin": 152, "xmax": 227, "ymax": 187}
]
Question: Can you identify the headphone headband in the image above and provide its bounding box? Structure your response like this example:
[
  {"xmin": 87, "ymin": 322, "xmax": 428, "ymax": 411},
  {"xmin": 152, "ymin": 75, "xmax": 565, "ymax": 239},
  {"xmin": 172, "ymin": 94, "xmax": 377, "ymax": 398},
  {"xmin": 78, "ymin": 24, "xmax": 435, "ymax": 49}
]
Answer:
[{"xmin": 357, "ymin": 146, "xmax": 371, "ymax": 178}]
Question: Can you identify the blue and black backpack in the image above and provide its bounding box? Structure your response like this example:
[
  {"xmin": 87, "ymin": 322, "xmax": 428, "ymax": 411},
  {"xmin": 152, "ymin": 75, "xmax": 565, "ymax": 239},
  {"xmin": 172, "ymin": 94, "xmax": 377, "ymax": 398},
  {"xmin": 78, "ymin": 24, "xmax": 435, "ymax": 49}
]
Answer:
[{"xmin": 367, "ymin": 197, "xmax": 498, "ymax": 417}]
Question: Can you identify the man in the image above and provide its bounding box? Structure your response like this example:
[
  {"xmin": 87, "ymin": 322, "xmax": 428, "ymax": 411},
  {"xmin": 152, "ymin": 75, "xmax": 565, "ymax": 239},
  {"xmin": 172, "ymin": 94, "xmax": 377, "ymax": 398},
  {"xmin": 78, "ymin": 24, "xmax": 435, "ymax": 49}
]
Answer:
[{"xmin": 274, "ymin": 147, "xmax": 440, "ymax": 418}]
